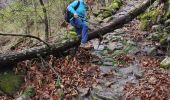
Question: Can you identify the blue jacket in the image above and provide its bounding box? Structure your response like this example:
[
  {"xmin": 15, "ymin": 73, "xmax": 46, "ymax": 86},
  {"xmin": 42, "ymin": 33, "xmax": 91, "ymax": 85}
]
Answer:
[{"xmin": 67, "ymin": 0, "xmax": 87, "ymax": 22}]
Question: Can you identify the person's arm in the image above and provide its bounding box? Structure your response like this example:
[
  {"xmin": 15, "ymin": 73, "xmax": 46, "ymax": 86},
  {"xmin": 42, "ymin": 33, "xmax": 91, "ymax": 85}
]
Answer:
[{"xmin": 67, "ymin": 1, "xmax": 79, "ymax": 17}]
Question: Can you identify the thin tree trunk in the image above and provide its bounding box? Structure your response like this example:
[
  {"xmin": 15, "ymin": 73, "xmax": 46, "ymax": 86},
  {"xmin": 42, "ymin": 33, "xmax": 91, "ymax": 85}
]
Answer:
[{"xmin": 39, "ymin": 0, "xmax": 49, "ymax": 41}]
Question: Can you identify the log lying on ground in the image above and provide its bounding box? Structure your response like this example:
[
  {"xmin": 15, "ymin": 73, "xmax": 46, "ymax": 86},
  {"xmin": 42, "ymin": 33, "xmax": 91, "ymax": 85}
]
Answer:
[{"xmin": 0, "ymin": 0, "xmax": 156, "ymax": 67}]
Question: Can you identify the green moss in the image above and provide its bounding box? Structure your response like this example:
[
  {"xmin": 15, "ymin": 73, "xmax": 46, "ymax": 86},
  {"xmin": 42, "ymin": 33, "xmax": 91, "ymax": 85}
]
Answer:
[
  {"xmin": 160, "ymin": 32, "xmax": 168, "ymax": 44},
  {"xmin": 94, "ymin": 0, "xmax": 122, "ymax": 19},
  {"xmin": 139, "ymin": 20, "xmax": 150, "ymax": 31},
  {"xmin": 164, "ymin": 7, "xmax": 170, "ymax": 20},
  {"xmin": 68, "ymin": 31, "xmax": 77, "ymax": 39},
  {"xmin": 109, "ymin": 0, "xmax": 122, "ymax": 10},
  {"xmin": 139, "ymin": 8, "xmax": 160, "ymax": 30},
  {"xmin": 23, "ymin": 86, "xmax": 34, "ymax": 97},
  {"xmin": 0, "ymin": 71, "xmax": 23, "ymax": 95}
]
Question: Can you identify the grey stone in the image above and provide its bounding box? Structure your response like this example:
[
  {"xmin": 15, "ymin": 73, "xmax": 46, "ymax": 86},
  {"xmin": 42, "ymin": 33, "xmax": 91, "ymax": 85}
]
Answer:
[
  {"xmin": 127, "ymin": 40, "xmax": 136, "ymax": 46},
  {"xmin": 95, "ymin": 45, "xmax": 106, "ymax": 51},
  {"xmin": 107, "ymin": 42, "xmax": 123, "ymax": 51},
  {"xmin": 78, "ymin": 87, "xmax": 89, "ymax": 97},
  {"xmin": 103, "ymin": 62, "xmax": 113, "ymax": 66},
  {"xmin": 95, "ymin": 90, "xmax": 118, "ymax": 100},
  {"xmin": 101, "ymin": 39, "xmax": 109, "ymax": 44},
  {"xmin": 103, "ymin": 57, "xmax": 113, "ymax": 62},
  {"xmin": 165, "ymin": 26, "xmax": 170, "ymax": 32},
  {"xmin": 114, "ymin": 29, "xmax": 125, "ymax": 35},
  {"xmin": 119, "ymin": 66, "xmax": 133, "ymax": 75},
  {"xmin": 93, "ymin": 85, "xmax": 103, "ymax": 91},
  {"xmin": 119, "ymin": 65, "xmax": 143, "ymax": 77},
  {"xmin": 99, "ymin": 66, "xmax": 114, "ymax": 75},
  {"xmin": 16, "ymin": 95, "xmax": 29, "ymax": 100},
  {"xmin": 128, "ymin": 47, "xmax": 140, "ymax": 55},
  {"xmin": 105, "ymin": 81, "xmax": 114, "ymax": 87},
  {"xmin": 160, "ymin": 56, "xmax": 170, "ymax": 68},
  {"xmin": 150, "ymin": 32, "xmax": 161, "ymax": 41},
  {"xmin": 110, "ymin": 36, "xmax": 123, "ymax": 42},
  {"xmin": 141, "ymin": 45, "xmax": 156, "ymax": 55},
  {"xmin": 165, "ymin": 19, "xmax": 170, "ymax": 26},
  {"xmin": 151, "ymin": 25, "xmax": 164, "ymax": 32}
]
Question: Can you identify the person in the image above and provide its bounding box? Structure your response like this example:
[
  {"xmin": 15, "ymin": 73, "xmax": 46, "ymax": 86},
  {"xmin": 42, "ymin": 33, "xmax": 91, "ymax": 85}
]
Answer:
[{"xmin": 67, "ymin": 0, "xmax": 92, "ymax": 48}]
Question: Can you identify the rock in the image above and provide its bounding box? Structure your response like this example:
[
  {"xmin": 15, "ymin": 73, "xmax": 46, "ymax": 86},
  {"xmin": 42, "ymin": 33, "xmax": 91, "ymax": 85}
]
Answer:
[
  {"xmin": 119, "ymin": 66, "xmax": 134, "ymax": 75},
  {"xmin": 95, "ymin": 45, "xmax": 106, "ymax": 51},
  {"xmin": 107, "ymin": 42, "xmax": 123, "ymax": 51},
  {"xmin": 127, "ymin": 40, "xmax": 136, "ymax": 46},
  {"xmin": 165, "ymin": 19, "xmax": 170, "ymax": 26},
  {"xmin": 103, "ymin": 57, "xmax": 113, "ymax": 62},
  {"xmin": 0, "ymin": 71, "xmax": 23, "ymax": 95},
  {"xmin": 114, "ymin": 29, "xmax": 125, "ymax": 35},
  {"xmin": 78, "ymin": 87, "xmax": 89, "ymax": 97},
  {"xmin": 103, "ymin": 62, "xmax": 113, "ymax": 66},
  {"xmin": 112, "ymin": 50, "xmax": 122, "ymax": 56},
  {"xmin": 105, "ymin": 82, "xmax": 114, "ymax": 87},
  {"xmin": 150, "ymin": 32, "xmax": 162, "ymax": 41},
  {"xmin": 141, "ymin": 45, "xmax": 156, "ymax": 55},
  {"xmin": 164, "ymin": 26, "xmax": 170, "ymax": 32},
  {"xmin": 151, "ymin": 24, "xmax": 164, "ymax": 32},
  {"xmin": 101, "ymin": 39, "xmax": 109, "ymax": 44},
  {"xmin": 119, "ymin": 65, "xmax": 143, "ymax": 77},
  {"xmin": 128, "ymin": 47, "xmax": 140, "ymax": 55},
  {"xmin": 103, "ymin": 50, "xmax": 108, "ymax": 55},
  {"xmin": 99, "ymin": 66, "xmax": 114, "ymax": 75},
  {"xmin": 110, "ymin": 36, "xmax": 123, "ymax": 42},
  {"xmin": 160, "ymin": 56, "xmax": 170, "ymax": 68},
  {"xmin": 95, "ymin": 90, "xmax": 117, "ymax": 100},
  {"xmin": 93, "ymin": 85, "xmax": 103, "ymax": 91},
  {"xmin": 91, "ymin": 57, "xmax": 101, "ymax": 64},
  {"xmin": 16, "ymin": 95, "xmax": 29, "ymax": 100}
]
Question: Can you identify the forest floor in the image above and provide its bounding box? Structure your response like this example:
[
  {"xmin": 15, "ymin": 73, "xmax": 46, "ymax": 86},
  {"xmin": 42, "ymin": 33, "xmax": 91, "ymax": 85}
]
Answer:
[{"xmin": 0, "ymin": 0, "xmax": 170, "ymax": 100}]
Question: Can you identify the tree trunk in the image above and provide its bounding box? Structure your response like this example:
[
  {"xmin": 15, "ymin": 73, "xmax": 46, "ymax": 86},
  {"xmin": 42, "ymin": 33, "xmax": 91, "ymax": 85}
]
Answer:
[
  {"xmin": 0, "ymin": 0, "xmax": 156, "ymax": 67},
  {"xmin": 39, "ymin": 0, "xmax": 49, "ymax": 41}
]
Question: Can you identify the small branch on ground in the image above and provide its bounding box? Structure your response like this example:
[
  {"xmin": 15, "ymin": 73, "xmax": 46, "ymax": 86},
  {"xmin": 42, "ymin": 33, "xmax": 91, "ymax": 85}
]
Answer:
[{"xmin": 37, "ymin": 54, "xmax": 60, "ymax": 79}]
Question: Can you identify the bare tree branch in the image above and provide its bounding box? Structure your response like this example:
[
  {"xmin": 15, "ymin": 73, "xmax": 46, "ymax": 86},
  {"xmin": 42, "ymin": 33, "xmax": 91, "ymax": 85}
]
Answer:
[{"xmin": 0, "ymin": 32, "xmax": 50, "ymax": 47}]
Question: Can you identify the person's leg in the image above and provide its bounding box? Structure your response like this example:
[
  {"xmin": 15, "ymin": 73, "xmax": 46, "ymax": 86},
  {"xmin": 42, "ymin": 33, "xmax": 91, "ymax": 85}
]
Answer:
[
  {"xmin": 81, "ymin": 23, "xmax": 88, "ymax": 44},
  {"xmin": 70, "ymin": 18, "xmax": 82, "ymax": 39},
  {"xmin": 71, "ymin": 18, "xmax": 88, "ymax": 44},
  {"xmin": 75, "ymin": 27, "xmax": 82, "ymax": 39}
]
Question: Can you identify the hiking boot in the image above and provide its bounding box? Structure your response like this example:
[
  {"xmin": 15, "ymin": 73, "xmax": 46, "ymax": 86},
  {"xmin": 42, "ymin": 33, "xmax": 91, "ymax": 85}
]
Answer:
[{"xmin": 80, "ymin": 43, "xmax": 93, "ymax": 49}]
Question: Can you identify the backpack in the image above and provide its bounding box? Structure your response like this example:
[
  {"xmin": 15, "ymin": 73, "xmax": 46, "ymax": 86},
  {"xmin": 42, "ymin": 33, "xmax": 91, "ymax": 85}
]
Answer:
[{"xmin": 64, "ymin": 0, "xmax": 80, "ymax": 23}]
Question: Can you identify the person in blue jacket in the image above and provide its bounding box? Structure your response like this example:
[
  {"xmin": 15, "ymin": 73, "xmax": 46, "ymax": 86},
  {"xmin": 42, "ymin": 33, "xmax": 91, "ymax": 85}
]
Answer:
[{"xmin": 67, "ymin": 0, "xmax": 92, "ymax": 48}]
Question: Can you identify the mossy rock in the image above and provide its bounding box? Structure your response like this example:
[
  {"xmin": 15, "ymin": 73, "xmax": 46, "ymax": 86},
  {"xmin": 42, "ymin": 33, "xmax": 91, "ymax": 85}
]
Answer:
[
  {"xmin": 0, "ymin": 71, "xmax": 23, "ymax": 95},
  {"xmin": 139, "ymin": 7, "xmax": 161, "ymax": 30},
  {"xmin": 94, "ymin": 0, "xmax": 122, "ymax": 19},
  {"xmin": 160, "ymin": 56, "xmax": 170, "ymax": 69}
]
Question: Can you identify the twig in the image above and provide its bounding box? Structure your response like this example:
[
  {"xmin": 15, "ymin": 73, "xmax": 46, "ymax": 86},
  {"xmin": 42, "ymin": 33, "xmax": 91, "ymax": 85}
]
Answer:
[
  {"xmin": 0, "ymin": 32, "xmax": 50, "ymax": 47},
  {"xmin": 37, "ymin": 54, "xmax": 60, "ymax": 79}
]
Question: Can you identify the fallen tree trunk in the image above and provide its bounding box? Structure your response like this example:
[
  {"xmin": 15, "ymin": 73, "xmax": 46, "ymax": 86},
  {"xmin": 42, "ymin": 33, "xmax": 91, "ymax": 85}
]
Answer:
[{"xmin": 0, "ymin": 0, "xmax": 156, "ymax": 67}]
